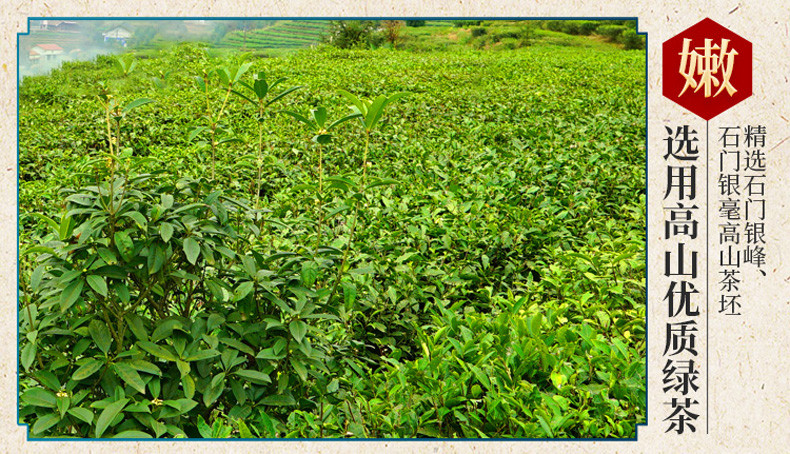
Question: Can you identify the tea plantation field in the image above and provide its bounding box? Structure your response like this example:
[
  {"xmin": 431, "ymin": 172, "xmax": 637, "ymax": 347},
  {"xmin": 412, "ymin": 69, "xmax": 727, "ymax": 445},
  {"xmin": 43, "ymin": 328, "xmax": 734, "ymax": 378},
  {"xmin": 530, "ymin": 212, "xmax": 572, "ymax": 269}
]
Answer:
[
  {"xmin": 217, "ymin": 20, "xmax": 330, "ymax": 50},
  {"xmin": 18, "ymin": 40, "xmax": 645, "ymax": 439}
]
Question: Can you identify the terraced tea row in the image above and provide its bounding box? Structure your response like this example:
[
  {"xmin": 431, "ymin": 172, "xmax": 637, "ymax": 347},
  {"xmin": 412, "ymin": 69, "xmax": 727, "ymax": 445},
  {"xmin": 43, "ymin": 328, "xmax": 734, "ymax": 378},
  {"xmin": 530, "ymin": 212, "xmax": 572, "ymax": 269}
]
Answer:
[{"xmin": 219, "ymin": 20, "xmax": 329, "ymax": 50}]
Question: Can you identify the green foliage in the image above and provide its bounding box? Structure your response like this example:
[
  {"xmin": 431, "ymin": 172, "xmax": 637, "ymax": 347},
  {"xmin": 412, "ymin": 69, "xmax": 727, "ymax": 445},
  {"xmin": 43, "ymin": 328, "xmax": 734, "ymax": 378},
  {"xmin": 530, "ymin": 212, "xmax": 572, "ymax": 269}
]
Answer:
[
  {"xmin": 621, "ymin": 30, "xmax": 645, "ymax": 50},
  {"xmin": 232, "ymin": 70, "xmax": 301, "ymax": 207},
  {"xmin": 470, "ymin": 27, "xmax": 487, "ymax": 38},
  {"xmin": 498, "ymin": 38, "xmax": 520, "ymax": 50},
  {"xmin": 337, "ymin": 90, "xmax": 408, "ymax": 133},
  {"xmin": 20, "ymin": 172, "xmax": 336, "ymax": 438},
  {"xmin": 596, "ymin": 25, "xmax": 628, "ymax": 43},
  {"xmin": 554, "ymin": 21, "xmax": 600, "ymax": 36},
  {"xmin": 326, "ymin": 21, "xmax": 378, "ymax": 49},
  {"xmin": 464, "ymin": 24, "xmax": 537, "ymax": 50},
  {"xmin": 211, "ymin": 23, "xmax": 229, "ymax": 44},
  {"xmin": 134, "ymin": 27, "xmax": 158, "ymax": 46},
  {"xmin": 543, "ymin": 20, "xmax": 565, "ymax": 32},
  {"xmin": 540, "ymin": 20, "xmax": 638, "ymax": 49},
  {"xmin": 115, "ymin": 55, "xmax": 137, "ymax": 77},
  {"xmin": 452, "ymin": 20, "xmax": 482, "ymax": 28},
  {"xmin": 19, "ymin": 37, "xmax": 645, "ymax": 439},
  {"xmin": 405, "ymin": 20, "xmax": 426, "ymax": 27}
]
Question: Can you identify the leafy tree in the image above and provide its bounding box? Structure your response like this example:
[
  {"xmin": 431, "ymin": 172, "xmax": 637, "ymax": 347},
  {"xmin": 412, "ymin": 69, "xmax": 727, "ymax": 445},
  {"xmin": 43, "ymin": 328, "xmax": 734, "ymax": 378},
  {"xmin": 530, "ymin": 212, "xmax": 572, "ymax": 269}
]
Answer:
[
  {"xmin": 381, "ymin": 20, "xmax": 405, "ymax": 48},
  {"xmin": 134, "ymin": 26, "xmax": 157, "ymax": 46},
  {"xmin": 326, "ymin": 20, "xmax": 377, "ymax": 49},
  {"xmin": 211, "ymin": 23, "xmax": 229, "ymax": 44}
]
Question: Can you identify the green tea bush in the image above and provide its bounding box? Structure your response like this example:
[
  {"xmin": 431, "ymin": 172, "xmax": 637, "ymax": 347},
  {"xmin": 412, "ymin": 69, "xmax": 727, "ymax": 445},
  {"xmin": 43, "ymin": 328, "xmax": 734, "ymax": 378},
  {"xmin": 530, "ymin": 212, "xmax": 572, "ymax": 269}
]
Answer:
[
  {"xmin": 543, "ymin": 20, "xmax": 564, "ymax": 32},
  {"xmin": 555, "ymin": 21, "xmax": 598, "ymax": 36},
  {"xmin": 19, "ymin": 169, "xmax": 354, "ymax": 437},
  {"xmin": 621, "ymin": 30, "xmax": 645, "ymax": 50},
  {"xmin": 493, "ymin": 30, "xmax": 518, "ymax": 40},
  {"xmin": 576, "ymin": 21, "xmax": 600, "ymax": 36},
  {"xmin": 18, "ymin": 76, "xmax": 61, "ymax": 105},
  {"xmin": 471, "ymin": 27, "xmax": 487, "ymax": 38},
  {"xmin": 560, "ymin": 21, "xmax": 582, "ymax": 36},
  {"xmin": 499, "ymin": 38, "xmax": 520, "ymax": 50},
  {"xmin": 472, "ymin": 34, "xmax": 493, "ymax": 49},
  {"xmin": 452, "ymin": 20, "xmax": 482, "ymax": 28},
  {"xmin": 596, "ymin": 25, "xmax": 628, "ymax": 43}
]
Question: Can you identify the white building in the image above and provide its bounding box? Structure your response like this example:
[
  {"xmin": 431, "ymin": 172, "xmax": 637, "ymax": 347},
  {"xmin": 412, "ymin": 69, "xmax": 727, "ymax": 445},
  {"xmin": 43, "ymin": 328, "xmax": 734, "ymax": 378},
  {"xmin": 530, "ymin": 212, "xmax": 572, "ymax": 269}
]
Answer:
[
  {"xmin": 102, "ymin": 27, "xmax": 132, "ymax": 41},
  {"xmin": 29, "ymin": 44, "xmax": 64, "ymax": 61}
]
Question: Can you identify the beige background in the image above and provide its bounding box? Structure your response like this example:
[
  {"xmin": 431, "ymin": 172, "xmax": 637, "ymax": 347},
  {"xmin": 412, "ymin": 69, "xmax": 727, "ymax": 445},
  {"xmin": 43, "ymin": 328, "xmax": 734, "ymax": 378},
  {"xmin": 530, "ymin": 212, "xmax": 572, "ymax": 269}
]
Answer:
[{"xmin": 3, "ymin": 1, "xmax": 790, "ymax": 452}]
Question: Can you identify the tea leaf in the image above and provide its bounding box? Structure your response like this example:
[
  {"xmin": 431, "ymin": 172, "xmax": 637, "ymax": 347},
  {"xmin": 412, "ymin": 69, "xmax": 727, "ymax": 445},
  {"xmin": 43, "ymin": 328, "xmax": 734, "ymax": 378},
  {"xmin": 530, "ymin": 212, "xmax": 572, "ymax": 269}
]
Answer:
[
  {"xmin": 86, "ymin": 275, "xmax": 108, "ymax": 297},
  {"xmin": 89, "ymin": 320, "xmax": 112, "ymax": 355},
  {"xmin": 32, "ymin": 413, "xmax": 60, "ymax": 435},
  {"xmin": 94, "ymin": 398, "xmax": 129, "ymax": 438},
  {"xmin": 123, "ymin": 98, "xmax": 154, "ymax": 114},
  {"xmin": 234, "ymin": 370, "xmax": 271, "ymax": 385},
  {"xmin": 67, "ymin": 407, "xmax": 94, "ymax": 425},
  {"xmin": 112, "ymin": 362, "xmax": 146, "ymax": 394},
  {"xmin": 183, "ymin": 237, "xmax": 200, "ymax": 265},
  {"xmin": 21, "ymin": 388, "xmax": 56, "ymax": 408},
  {"xmin": 260, "ymin": 393, "xmax": 296, "ymax": 406},
  {"xmin": 60, "ymin": 279, "xmax": 84, "ymax": 312},
  {"xmin": 289, "ymin": 320, "xmax": 308, "ymax": 343},
  {"xmin": 72, "ymin": 359, "xmax": 104, "ymax": 381}
]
